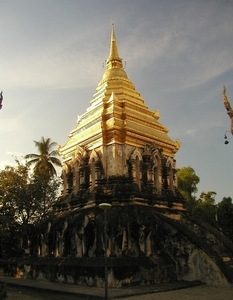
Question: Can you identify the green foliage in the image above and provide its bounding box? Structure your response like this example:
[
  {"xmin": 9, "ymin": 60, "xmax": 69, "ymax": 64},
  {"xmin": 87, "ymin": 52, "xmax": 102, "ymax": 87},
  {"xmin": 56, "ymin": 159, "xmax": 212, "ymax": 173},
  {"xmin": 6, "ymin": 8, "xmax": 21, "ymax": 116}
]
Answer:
[
  {"xmin": 177, "ymin": 166, "xmax": 200, "ymax": 213},
  {"xmin": 194, "ymin": 191, "xmax": 216, "ymax": 225},
  {"xmin": 0, "ymin": 137, "xmax": 62, "ymax": 258},
  {"xmin": 177, "ymin": 166, "xmax": 233, "ymax": 240},
  {"xmin": 177, "ymin": 167, "xmax": 217, "ymax": 225},
  {"xmin": 0, "ymin": 161, "xmax": 61, "ymax": 225},
  {"xmin": 217, "ymin": 197, "xmax": 233, "ymax": 240},
  {"xmin": 177, "ymin": 166, "xmax": 200, "ymax": 201}
]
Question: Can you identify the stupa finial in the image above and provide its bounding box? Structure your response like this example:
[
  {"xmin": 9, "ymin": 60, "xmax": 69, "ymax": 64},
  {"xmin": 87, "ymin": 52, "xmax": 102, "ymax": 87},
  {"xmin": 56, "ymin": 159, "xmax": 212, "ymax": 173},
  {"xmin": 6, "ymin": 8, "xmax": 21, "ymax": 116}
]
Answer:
[{"xmin": 106, "ymin": 23, "xmax": 123, "ymax": 70}]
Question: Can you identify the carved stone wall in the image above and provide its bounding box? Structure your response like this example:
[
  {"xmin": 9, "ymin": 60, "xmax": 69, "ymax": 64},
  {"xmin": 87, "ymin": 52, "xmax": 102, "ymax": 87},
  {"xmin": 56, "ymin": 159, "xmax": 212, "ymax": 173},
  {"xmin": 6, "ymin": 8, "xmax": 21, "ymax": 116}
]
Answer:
[{"xmin": 60, "ymin": 142, "xmax": 179, "ymax": 200}]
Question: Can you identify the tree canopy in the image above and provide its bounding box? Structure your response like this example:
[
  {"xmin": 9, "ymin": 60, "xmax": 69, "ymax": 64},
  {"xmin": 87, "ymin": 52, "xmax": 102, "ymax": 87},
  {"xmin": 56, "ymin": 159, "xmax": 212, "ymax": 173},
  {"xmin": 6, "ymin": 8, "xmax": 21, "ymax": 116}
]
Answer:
[
  {"xmin": 0, "ymin": 160, "xmax": 61, "ymax": 223},
  {"xmin": 0, "ymin": 159, "xmax": 61, "ymax": 258},
  {"xmin": 177, "ymin": 167, "xmax": 216, "ymax": 221},
  {"xmin": 194, "ymin": 191, "xmax": 217, "ymax": 225},
  {"xmin": 217, "ymin": 197, "xmax": 233, "ymax": 240},
  {"xmin": 177, "ymin": 166, "xmax": 200, "ymax": 213},
  {"xmin": 0, "ymin": 137, "xmax": 63, "ymax": 258},
  {"xmin": 177, "ymin": 166, "xmax": 233, "ymax": 240}
]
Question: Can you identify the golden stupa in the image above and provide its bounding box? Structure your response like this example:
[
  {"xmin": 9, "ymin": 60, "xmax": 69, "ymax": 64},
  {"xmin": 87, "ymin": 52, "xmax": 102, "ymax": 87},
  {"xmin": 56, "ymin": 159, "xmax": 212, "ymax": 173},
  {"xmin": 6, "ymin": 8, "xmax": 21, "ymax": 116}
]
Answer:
[{"xmin": 59, "ymin": 24, "xmax": 180, "ymax": 186}]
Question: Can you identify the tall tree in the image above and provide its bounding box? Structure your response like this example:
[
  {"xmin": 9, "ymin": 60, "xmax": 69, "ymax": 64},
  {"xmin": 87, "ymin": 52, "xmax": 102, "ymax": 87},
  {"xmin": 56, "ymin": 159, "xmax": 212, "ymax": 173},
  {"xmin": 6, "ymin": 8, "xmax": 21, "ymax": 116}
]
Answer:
[{"xmin": 25, "ymin": 137, "xmax": 62, "ymax": 181}]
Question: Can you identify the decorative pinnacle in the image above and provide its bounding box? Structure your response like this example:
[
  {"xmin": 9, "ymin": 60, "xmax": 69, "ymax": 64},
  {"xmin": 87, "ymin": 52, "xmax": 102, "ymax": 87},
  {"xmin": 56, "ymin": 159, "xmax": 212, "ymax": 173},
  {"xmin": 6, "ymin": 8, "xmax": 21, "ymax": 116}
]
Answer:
[
  {"xmin": 222, "ymin": 85, "xmax": 233, "ymax": 135},
  {"xmin": 0, "ymin": 91, "xmax": 3, "ymax": 110}
]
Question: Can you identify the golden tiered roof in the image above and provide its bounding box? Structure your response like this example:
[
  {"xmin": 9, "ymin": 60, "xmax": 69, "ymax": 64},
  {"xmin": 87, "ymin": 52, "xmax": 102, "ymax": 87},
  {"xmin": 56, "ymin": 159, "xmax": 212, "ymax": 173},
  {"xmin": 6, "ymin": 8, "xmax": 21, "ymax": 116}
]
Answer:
[{"xmin": 59, "ymin": 25, "xmax": 180, "ymax": 160}]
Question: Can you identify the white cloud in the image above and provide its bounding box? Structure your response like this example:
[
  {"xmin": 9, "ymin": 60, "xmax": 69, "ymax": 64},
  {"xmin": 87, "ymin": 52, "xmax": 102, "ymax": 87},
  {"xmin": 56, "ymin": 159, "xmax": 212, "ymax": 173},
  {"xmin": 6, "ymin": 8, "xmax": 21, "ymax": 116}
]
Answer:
[
  {"xmin": 1, "ymin": 47, "xmax": 103, "ymax": 90},
  {"xmin": 6, "ymin": 151, "xmax": 24, "ymax": 157},
  {"xmin": 0, "ymin": 160, "xmax": 12, "ymax": 170},
  {"xmin": 186, "ymin": 129, "xmax": 196, "ymax": 137},
  {"xmin": 1, "ymin": 1, "xmax": 232, "ymax": 94}
]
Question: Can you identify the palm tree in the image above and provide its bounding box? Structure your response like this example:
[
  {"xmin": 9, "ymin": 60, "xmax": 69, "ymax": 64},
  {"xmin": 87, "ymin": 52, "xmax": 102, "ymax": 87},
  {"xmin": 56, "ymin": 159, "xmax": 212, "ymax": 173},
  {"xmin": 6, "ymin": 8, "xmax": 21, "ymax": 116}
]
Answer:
[{"xmin": 25, "ymin": 137, "xmax": 62, "ymax": 180}]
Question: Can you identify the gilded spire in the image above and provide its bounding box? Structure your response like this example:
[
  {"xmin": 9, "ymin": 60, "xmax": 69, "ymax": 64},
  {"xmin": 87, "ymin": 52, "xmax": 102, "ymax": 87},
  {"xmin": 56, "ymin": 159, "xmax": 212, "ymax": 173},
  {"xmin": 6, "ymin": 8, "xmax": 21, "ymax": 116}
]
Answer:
[{"xmin": 106, "ymin": 23, "xmax": 123, "ymax": 70}]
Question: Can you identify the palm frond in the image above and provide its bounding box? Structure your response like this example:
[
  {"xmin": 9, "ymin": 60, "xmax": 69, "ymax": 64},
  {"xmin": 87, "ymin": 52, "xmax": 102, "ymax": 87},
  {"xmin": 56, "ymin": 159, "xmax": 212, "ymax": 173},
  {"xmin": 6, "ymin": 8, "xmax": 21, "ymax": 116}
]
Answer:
[
  {"xmin": 25, "ymin": 137, "xmax": 62, "ymax": 180},
  {"xmin": 50, "ymin": 157, "xmax": 62, "ymax": 167},
  {"xmin": 24, "ymin": 154, "xmax": 39, "ymax": 160},
  {"xmin": 49, "ymin": 150, "xmax": 59, "ymax": 157}
]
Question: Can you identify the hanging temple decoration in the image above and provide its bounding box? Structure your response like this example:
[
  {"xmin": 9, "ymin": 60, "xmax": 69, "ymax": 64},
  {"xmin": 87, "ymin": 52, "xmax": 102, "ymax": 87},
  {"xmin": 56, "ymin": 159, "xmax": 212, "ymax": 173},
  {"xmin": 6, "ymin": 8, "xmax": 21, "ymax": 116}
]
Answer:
[{"xmin": 222, "ymin": 85, "xmax": 233, "ymax": 144}]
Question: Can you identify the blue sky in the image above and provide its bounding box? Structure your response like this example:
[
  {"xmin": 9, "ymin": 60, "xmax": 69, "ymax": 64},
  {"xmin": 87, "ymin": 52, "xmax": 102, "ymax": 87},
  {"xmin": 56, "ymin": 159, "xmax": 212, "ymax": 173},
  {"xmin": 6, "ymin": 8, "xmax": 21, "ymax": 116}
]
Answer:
[{"xmin": 0, "ymin": 0, "xmax": 233, "ymax": 203}]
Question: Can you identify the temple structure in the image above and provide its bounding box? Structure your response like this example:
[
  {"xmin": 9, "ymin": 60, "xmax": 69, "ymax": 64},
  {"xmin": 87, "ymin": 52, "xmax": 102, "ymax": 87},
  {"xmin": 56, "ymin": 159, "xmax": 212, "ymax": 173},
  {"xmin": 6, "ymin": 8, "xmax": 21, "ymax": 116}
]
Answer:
[{"xmin": 4, "ymin": 26, "xmax": 233, "ymax": 287}]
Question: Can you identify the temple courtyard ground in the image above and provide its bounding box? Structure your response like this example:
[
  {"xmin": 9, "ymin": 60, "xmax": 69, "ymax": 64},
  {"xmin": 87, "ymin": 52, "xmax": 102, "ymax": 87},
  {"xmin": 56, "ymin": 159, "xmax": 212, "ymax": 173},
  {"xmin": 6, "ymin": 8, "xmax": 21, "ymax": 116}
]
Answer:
[
  {"xmin": 4, "ymin": 284, "xmax": 233, "ymax": 300},
  {"xmin": 1, "ymin": 269, "xmax": 233, "ymax": 299}
]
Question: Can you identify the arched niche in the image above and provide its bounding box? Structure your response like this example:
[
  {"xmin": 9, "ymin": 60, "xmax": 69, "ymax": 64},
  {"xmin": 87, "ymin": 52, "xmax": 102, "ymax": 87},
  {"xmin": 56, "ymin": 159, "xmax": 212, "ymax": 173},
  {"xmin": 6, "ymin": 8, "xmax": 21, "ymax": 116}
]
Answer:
[
  {"xmin": 141, "ymin": 143, "xmax": 163, "ymax": 194},
  {"xmin": 130, "ymin": 148, "xmax": 143, "ymax": 189},
  {"xmin": 72, "ymin": 160, "xmax": 80, "ymax": 194},
  {"xmin": 88, "ymin": 150, "xmax": 103, "ymax": 191},
  {"xmin": 152, "ymin": 153, "xmax": 162, "ymax": 194},
  {"xmin": 61, "ymin": 163, "xmax": 73, "ymax": 195},
  {"xmin": 166, "ymin": 156, "xmax": 176, "ymax": 192}
]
